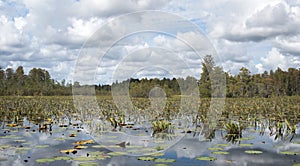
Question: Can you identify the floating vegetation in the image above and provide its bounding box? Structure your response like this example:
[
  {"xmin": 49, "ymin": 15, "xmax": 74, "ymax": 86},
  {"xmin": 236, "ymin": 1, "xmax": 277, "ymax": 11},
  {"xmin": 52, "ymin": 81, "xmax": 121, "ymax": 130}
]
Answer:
[
  {"xmin": 239, "ymin": 143, "xmax": 254, "ymax": 147},
  {"xmin": 154, "ymin": 158, "xmax": 176, "ymax": 163},
  {"xmin": 155, "ymin": 164, "xmax": 169, "ymax": 166},
  {"xmin": 74, "ymin": 157, "xmax": 96, "ymax": 161},
  {"xmin": 245, "ymin": 150, "xmax": 263, "ymax": 154},
  {"xmin": 137, "ymin": 157, "xmax": 156, "ymax": 161},
  {"xmin": 91, "ymin": 145, "xmax": 106, "ymax": 148},
  {"xmin": 78, "ymin": 163, "xmax": 99, "ymax": 166},
  {"xmin": 196, "ymin": 156, "xmax": 217, "ymax": 161},
  {"xmin": 75, "ymin": 140, "xmax": 94, "ymax": 145},
  {"xmin": 0, "ymin": 96, "xmax": 299, "ymax": 165},
  {"xmin": 60, "ymin": 149, "xmax": 77, "ymax": 154},
  {"xmin": 74, "ymin": 145, "xmax": 88, "ymax": 149},
  {"xmin": 279, "ymin": 151, "xmax": 299, "ymax": 155},
  {"xmin": 107, "ymin": 151, "xmax": 127, "ymax": 156},
  {"xmin": 208, "ymin": 147, "xmax": 224, "ymax": 151},
  {"xmin": 0, "ymin": 144, "xmax": 10, "ymax": 150},
  {"xmin": 150, "ymin": 153, "xmax": 165, "ymax": 157},
  {"xmin": 35, "ymin": 158, "xmax": 56, "ymax": 163},
  {"xmin": 6, "ymin": 124, "xmax": 17, "ymax": 127},
  {"xmin": 235, "ymin": 136, "xmax": 255, "ymax": 141},
  {"xmin": 35, "ymin": 144, "xmax": 50, "ymax": 148},
  {"xmin": 152, "ymin": 120, "xmax": 172, "ymax": 135},
  {"xmin": 53, "ymin": 156, "xmax": 72, "ymax": 161},
  {"xmin": 156, "ymin": 146, "xmax": 164, "ymax": 151},
  {"xmin": 212, "ymin": 151, "xmax": 229, "ymax": 155},
  {"xmin": 216, "ymin": 144, "xmax": 230, "ymax": 147}
]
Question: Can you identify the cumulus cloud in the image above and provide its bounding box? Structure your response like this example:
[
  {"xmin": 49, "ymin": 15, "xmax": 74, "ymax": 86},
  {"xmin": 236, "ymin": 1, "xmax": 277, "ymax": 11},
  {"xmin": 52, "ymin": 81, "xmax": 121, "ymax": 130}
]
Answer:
[
  {"xmin": 221, "ymin": 2, "xmax": 300, "ymax": 42},
  {"xmin": 256, "ymin": 47, "xmax": 300, "ymax": 72},
  {"xmin": 0, "ymin": 0, "xmax": 299, "ymax": 83}
]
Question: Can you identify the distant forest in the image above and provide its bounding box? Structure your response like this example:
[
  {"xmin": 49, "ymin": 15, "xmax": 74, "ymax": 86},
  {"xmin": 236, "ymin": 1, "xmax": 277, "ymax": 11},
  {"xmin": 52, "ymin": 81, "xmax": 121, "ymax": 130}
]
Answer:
[{"xmin": 0, "ymin": 55, "xmax": 299, "ymax": 97}]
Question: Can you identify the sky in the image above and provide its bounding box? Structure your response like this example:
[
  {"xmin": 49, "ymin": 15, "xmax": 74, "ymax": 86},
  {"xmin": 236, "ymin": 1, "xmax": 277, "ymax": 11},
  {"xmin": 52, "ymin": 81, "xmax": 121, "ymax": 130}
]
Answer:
[{"xmin": 0, "ymin": 0, "xmax": 300, "ymax": 85}]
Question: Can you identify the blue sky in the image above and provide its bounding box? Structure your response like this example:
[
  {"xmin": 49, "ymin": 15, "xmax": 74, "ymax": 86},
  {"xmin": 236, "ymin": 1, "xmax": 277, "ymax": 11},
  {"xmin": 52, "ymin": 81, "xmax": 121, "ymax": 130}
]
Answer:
[{"xmin": 0, "ymin": 0, "xmax": 299, "ymax": 84}]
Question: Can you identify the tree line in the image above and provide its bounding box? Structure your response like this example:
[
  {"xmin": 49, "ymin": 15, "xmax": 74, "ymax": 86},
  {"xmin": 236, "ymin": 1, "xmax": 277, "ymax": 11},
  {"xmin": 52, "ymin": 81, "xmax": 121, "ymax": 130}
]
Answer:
[{"xmin": 0, "ymin": 55, "xmax": 299, "ymax": 97}]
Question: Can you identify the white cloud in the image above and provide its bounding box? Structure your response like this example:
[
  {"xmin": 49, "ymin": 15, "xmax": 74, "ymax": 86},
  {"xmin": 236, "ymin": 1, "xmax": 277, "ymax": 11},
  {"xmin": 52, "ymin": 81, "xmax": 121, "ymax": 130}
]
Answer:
[
  {"xmin": 0, "ymin": 0, "xmax": 299, "ymax": 83},
  {"xmin": 257, "ymin": 47, "xmax": 300, "ymax": 72}
]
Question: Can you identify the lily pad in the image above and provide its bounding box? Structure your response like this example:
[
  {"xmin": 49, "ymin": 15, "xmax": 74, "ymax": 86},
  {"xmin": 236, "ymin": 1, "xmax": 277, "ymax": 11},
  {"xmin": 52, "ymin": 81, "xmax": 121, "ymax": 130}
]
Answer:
[
  {"xmin": 235, "ymin": 136, "xmax": 255, "ymax": 141},
  {"xmin": 75, "ymin": 140, "xmax": 94, "ymax": 145},
  {"xmin": 107, "ymin": 151, "xmax": 127, "ymax": 156},
  {"xmin": 0, "ymin": 144, "xmax": 11, "ymax": 150},
  {"xmin": 35, "ymin": 158, "xmax": 56, "ymax": 163},
  {"xmin": 196, "ymin": 156, "xmax": 217, "ymax": 161},
  {"xmin": 53, "ymin": 156, "xmax": 72, "ymax": 161},
  {"xmin": 15, "ymin": 147, "xmax": 32, "ymax": 151},
  {"xmin": 208, "ymin": 147, "xmax": 224, "ymax": 151},
  {"xmin": 92, "ymin": 145, "xmax": 106, "ymax": 148},
  {"xmin": 74, "ymin": 145, "xmax": 88, "ymax": 149},
  {"xmin": 212, "ymin": 151, "xmax": 229, "ymax": 155},
  {"xmin": 245, "ymin": 150, "xmax": 263, "ymax": 154},
  {"xmin": 155, "ymin": 164, "xmax": 169, "ymax": 166},
  {"xmin": 216, "ymin": 144, "xmax": 229, "ymax": 147},
  {"xmin": 279, "ymin": 151, "xmax": 299, "ymax": 155},
  {"xmin": 150, "ymin": 153, "xmax": 165, "ymax": 157},
  {"xmin": 74, "ymin": 157, "xmax": 95, "ymax": 161},
  {"xmin": 239, "ymin": 144, "xmax": 253, "ymax": 147},
  {"xmin": 14, "ymin": 140, "xmax": 26, "ymax": 143},
  {"xmin": 154, "ymin": 158, "xmax": 176, "ymax": 163},
  {"xmin": 35, "ymin": 145, "xmax": 49, "ymax": 148},
  {"xmin": 60, "ymin": 149, "xmax": 77, "ymax": 154},
  {"xmin": 78, "ymin": 163, "xmax": 99, "ymax": 166},
  {"xmin": 138, "ymin": 157, "xmax": 156, "ymax": 161}
]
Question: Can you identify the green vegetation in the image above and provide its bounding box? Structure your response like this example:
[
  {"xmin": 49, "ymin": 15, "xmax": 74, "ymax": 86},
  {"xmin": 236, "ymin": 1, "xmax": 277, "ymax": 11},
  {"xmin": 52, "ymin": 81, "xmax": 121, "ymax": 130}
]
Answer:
[{"xmin": 0, "ymin": 55, "xmax": 299, "ymax": 97}]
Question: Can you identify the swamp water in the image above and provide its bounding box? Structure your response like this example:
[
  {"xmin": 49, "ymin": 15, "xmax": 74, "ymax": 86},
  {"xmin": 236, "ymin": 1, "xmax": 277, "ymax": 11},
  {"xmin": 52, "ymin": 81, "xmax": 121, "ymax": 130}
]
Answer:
[{"xmin": 0, "ymin": 97, "xmax": 299, "ymax": 165}]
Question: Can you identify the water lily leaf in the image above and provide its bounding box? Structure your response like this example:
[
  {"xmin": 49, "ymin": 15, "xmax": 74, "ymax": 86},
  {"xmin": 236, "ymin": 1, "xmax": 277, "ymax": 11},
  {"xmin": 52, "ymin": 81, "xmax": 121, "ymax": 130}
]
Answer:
[
  {"xmin": 293, "ymin": 163, "xmax": 300, "ymax": 166},
  {"xmin": 35, "ymin": 145, "xmax": 49, "ymax": 148},
  {"xmin": 74, "ymin": 145, "xmax": 88, "ymax": 149},
  {"xmin": 235, "ymin": 136, "xmax": 255, "ymax": 141},
  {"xmin": 0, "ymin": 144, "xmax": 11, "ymax": 150},
  {"xmin": 212, "ymin": 151, "xmax": 229, "ymax": 155},
  {"xmin": 14, "ymin": 140, "xmax": 26, "ymax": 143},
  {"xmin": 208, "ymin": 147, "xmax": 224, "ymax": 151},
  {"xmin": 95, "ymin": 155, "xmax": 111, "ymax": 160},
  {"xmin": 107, "ymin": 151, "xmax": 127, "ymax": 156},
  {"xmin": 53, "ymin": 156, "xmax": 72, "ymax": 161},
  {"xmin": 60, "ymin": 149, "xmax": 77, "ymax": 154},
  {"xmin": 91, "ymin": 145, "xmax": 106, "ymax": 148},
  {"xmin": 137, "ymin": 157, "xmax": 155, "ymax": 161},
  {"xmin": 154, "ymin": 158, "xmax": 176, "ymax": 163},
  {"xmin": 6, "ymin": 124, "xmax": 17, "ymax": 127},
  {"xmin": 155, "ymin": 164, "xmax": 169, "ymax": 166},
  {"xmin": 75, "ymin": 140, "xmax": 94, "ymax": 145},
  {"xmin": 54, "ymin": 137, "xmax": 66, "ymax": 141},
  {"xmin": 216, "ymin": 144, "xmax": 229, "ymax": 147},
  {"xmin": 0, "ymin": 135, "xmax": 22, "ymax": 139},
  {"xmin": 15, "ymin": 147, "xmax": 32, "ymax": 151},
  {"xmin": 279, "ymin": 151, "xmax": 299, "ymax": 155},
  {"xmin": 245, "ymin": 150, "xmax": 263, "ymax": 154},
  {"xmin": 196, "ymin": 156, "xmax": 217, "ymax": 161},
  {"xmin": 150, "ymin": 153, "xmax": 165, "ymax": 157},
  {"xmin": 35, "ymin": 158, "xmax": 56, "ymax": 163},
  {"xmin": 74, "ymin": 157, "xmax": 95, "ymax": 161},
  {"xmin": 156, "ymin": 146, "xmax": 164, "ymax": 151},
  {"xmin": 78, "ymin": 162, "xmax": 99, "ymax": 166},
  {"xmin": 239, "ymin": 144, "xmax": 253, "ymax": 147}
]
